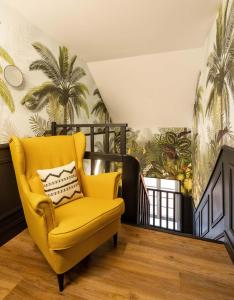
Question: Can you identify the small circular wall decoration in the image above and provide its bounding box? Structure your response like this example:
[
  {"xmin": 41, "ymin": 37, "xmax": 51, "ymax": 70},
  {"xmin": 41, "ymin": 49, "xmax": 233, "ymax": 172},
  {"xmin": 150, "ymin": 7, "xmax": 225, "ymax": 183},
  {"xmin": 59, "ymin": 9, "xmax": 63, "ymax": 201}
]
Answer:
[{"xmin": 4, "ymin": 65, "xmax": 24, "ymax": 87}]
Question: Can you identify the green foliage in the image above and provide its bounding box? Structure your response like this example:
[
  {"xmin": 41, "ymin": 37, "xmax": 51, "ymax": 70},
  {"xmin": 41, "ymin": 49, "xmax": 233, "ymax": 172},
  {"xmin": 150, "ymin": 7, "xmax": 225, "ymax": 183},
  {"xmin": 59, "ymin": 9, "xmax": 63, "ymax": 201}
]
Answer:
[
  {"xmin": 0, "ymin": 46, "xmax": 15, "ymax": 66},
  {"xmin": 0, "ymin": 78, "xmax": 15, "ymax": 112},
  {"xmin": 192, "ymin": 1, "xmax": 234, "ymax": 205},
  {"xmin": 22, "ymin": 42, "xmax": 89, "ymax": 124},
  {"xmin": 206, "ymin": 0, "xmax": 234, "ymax": 131},
  {"xmin": 0, "ymin": 47, "xmax": 15, "ymax": 112},
  {"xmin": 29, "ymin": 114, "xmax": 49, "ymax": 136},
  {"xmin": 128, "ymin": 128, "xmax": 192, "ymax": 195},
  {"xmin": 92, "ymin": 88, "xmax": 111, "ymax": 123},
  {"xmin": 193, "ymin": 72, "xmax": 204, "ymax": 131},
  {"xmin": 46, "ymin": 96, "xmax": 64, "ymax": 123}
]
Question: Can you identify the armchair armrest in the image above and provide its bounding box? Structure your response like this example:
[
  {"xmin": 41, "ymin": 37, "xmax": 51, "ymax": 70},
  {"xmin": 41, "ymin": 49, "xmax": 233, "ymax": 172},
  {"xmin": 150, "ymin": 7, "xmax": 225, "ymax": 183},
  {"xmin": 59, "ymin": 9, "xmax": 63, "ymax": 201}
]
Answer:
[
  {"xmin": 81, "ymin": 172, "xmax": 121, "ymax": 200},
  {"xmin": 20, "ymin": 175, "xmax": 57, "ymax": 232},
  {"xmin": 25, "ymin": 191, "xmax": 57, "ymax": 232}
]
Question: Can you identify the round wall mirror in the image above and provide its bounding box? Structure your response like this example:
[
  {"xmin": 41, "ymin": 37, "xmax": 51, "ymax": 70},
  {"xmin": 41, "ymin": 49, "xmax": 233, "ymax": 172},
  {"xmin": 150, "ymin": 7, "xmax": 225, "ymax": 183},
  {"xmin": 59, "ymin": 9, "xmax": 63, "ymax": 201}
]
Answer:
[{"xmin": 4, "ymin": 65, "xmax": 24, "ymax": 87}]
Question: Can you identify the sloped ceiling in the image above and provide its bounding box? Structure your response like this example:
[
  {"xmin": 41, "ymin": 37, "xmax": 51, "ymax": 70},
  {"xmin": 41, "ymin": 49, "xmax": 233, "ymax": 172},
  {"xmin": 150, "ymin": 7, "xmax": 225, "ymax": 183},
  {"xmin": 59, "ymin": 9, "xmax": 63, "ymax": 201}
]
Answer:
[{"xmin": 4, "ymin": 0, "xmax": 218, "ymax": 62}]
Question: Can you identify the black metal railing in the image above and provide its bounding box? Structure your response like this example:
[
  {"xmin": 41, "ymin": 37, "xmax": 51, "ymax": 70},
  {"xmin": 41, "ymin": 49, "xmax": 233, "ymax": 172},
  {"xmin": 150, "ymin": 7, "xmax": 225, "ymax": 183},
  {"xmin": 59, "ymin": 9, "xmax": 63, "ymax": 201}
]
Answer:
[
  {"xmin": 51, "ymin": 122, "xmax": 127, "ymax": 174},
  {"xmin": 147, "ymin": 188, "xmax": 183, "ymax": 231},
  {"xmin": 138, "ymin": 175, "xmax": 150, "ymax": 225}
]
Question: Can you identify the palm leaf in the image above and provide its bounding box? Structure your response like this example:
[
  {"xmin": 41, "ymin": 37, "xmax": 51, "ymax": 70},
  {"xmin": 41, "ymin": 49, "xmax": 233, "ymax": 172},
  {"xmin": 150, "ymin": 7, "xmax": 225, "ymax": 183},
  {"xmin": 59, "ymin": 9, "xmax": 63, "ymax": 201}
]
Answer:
[
  {"xmin": 70, "ymin": 82, "xmax": 89, "ymax": 98},
  {"xmin": 59, "ymin": 46, "xmax": 69, "ymax": 79},
  {"xmin": 205, "ymin": 87, "xmax": 215, "ymax": 117},
  {"xmin": 46, "ymin": 96, "xmax": 63, "ymax": 123},
  {"xmin": 70, "ymin": 95, "xmax": 89, "ymax": 118},
  {"xmin": 93, "ymin": 88, "xmax": 103, "ymax": 99},
  {"xmin": 70, "ymin": 67, "xmax": 86, "ymax": 84},
  {"xmin": 32, "ymin": 42, "xmax": 60, "ymax": 77},
  {"xmin": 222, "ymin": 82, "xmax": 230, "ymax": 125},
  {"xmin": 0, "ymin": 47, "xmax": 15, "ymax": 65},
  {"xmin": 68, "ymin": 55, "xmax": 77, "ymax": 79},
  {"xmin": 193, "ymin": 72, "xmax": 204, "ymax": 128},
  {"xmin": 30, "ymin": 60, "xmax": 61, "ymax": 86},
  {"xmin": 224, "ymin": 0, "xmax": 234, "ymax": 53},
  {"xmin": 216, "ymin": 3, "xmax": 224, "ymax": 57},
  {"xmin": 21, "ymin": 82, "xmax": 61, "ymax": 111},
  {"xmin": 29, "ymin": 114, "xmax": 49, "ymax": 136},
  {"xmin": 0, "ymin": 78, "xmax": 15, "ymax": 112},
  {"xmin": 92, "ymin": 100, "xmax": 107, "ymax": 116}
]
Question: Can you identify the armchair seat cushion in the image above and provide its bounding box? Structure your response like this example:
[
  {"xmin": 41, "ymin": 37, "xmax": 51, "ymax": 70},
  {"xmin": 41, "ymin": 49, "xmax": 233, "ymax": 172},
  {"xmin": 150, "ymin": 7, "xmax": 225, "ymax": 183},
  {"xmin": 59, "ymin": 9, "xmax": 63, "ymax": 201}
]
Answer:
[{"xmin": 48, "ymin": 197, "xmax": 125, "ymax": 250}]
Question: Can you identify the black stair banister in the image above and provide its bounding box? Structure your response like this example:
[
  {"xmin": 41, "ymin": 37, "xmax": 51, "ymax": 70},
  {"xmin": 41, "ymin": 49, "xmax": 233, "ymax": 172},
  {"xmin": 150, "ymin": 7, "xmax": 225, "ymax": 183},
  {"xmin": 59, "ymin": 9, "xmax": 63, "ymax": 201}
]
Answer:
[{"xmin": 138, "ymin": 175, "xmax": 150, "ymax": 225}]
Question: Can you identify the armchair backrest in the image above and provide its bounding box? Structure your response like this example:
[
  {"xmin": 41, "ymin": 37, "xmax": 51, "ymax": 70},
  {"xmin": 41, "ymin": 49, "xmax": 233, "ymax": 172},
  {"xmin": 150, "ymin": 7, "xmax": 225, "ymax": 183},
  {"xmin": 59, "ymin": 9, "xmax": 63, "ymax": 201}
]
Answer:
[{"xmin": 10, "ymin": 133, "xmax": 86, "ymax": 195}]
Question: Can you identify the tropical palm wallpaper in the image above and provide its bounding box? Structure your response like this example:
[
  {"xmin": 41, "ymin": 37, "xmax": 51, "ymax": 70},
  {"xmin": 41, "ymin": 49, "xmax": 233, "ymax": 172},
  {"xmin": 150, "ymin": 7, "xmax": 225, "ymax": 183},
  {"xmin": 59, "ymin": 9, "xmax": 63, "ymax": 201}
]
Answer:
[
  {"xmin": 0, "ymin": 3, "xmax": 110, "ymax": 142},
  {"xmin": 192, "ymin": 0, "xmax": 234, "ymax": 206}
]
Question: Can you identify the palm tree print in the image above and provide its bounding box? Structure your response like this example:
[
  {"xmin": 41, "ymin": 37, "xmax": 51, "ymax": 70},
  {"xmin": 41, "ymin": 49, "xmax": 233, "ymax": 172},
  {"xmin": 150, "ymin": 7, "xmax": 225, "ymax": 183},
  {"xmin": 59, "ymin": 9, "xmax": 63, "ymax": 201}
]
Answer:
[
  {"xmin": 0, "ymin": 46, "xmax": 15, "ymax": 112},
  {"xmin": 206, "ymin": 1, "xmax": 234, "ymax": 131},
  {"xmin": 193, "ymin": 71, "xmax": 203, "ymax": 132},
  {"xmin": 22, "ymin": 42, "xmax": 89, "ymax": 123},
  {"xmin": 92, "ymin": 88, "xmax": 111, "ymax": 123}
]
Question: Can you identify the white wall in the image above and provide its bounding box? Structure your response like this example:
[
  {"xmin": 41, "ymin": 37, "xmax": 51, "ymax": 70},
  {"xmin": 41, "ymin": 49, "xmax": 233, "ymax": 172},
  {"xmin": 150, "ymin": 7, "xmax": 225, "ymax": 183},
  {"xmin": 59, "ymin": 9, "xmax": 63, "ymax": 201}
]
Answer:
[{"xmin": 88, "ymin": 48, "xmax": 203, "ymax": 128}]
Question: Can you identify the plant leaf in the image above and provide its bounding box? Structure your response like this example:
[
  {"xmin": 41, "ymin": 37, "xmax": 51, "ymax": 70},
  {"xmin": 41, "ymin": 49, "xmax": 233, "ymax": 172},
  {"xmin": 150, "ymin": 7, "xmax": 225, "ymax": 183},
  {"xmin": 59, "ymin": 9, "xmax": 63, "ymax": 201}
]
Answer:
[
  {"xmin": 70, "ymin": 67, "xmax": 86, "ymax": 84},
  {"xmin": 0, "ymin": 47, "xmax": 15, "ymax": 65},
  {"xmin": 21, "ymin": 82, "xmax": 61, "ymax": 111},
  {"xmin": 29, "ymin": 114, "xmax": 49, "ymax": 136},
  {"xmin": 32, "ymin": 42, "xmax": 60, "ymax": 78},
  {"xmin": 0, "ymin": 78, "xmax": 15, "ymax": 112},
  {"xmin": 30, "ymin": 60, "xmax": 61, "ymax": 86},
  {"xmin": 59, "ymin": 46, "xmax": 69, "ymax": 79}
]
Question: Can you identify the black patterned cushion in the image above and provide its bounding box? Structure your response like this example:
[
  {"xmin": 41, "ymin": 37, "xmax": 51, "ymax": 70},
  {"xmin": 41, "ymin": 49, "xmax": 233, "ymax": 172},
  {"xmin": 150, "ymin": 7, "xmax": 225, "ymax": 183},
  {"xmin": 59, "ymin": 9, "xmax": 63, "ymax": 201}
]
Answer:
[{"xmin": 37, "ymin": 161, "xmax": 83, "ymax": 207}]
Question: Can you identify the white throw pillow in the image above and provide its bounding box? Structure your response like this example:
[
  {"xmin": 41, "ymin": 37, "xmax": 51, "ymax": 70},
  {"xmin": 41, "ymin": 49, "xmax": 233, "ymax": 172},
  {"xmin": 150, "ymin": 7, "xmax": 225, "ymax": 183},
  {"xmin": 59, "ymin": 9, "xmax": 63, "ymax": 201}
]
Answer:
[{"xmin": 37, "ymin": 161, "xmax": 83, "ymax": 207}]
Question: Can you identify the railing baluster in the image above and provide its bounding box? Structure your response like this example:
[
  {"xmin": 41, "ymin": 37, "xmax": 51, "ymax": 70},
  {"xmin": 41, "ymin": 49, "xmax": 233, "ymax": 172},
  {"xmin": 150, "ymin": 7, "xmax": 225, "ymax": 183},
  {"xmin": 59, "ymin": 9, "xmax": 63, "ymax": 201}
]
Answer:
[
  {"xmin": 104, "ymin": 125, "xmax": 110, "ymax": 172},
  {"xmin": 90, "ymin": 127, "xmax": 95, "ymax": 175},
  {"xmin": 153, "ymin": 190, "xmax": 155, "ymax": 226},
  {"xmin": 173, "ymin": 193, "xmax": 175, "ymax": 230},
  {"xmin": 104, "ymin": 125, "xmax": 110, "ymax": 153},
  {"xmin": 120, "ymin": 125, "xmax": 127, "ymax": 155},
  {"xmin": 51, "ymin": 122, "xmax": 57, "ymax": 136},
  {"xmin": 140, "ymin": 185, "xmax": 143, "ymax": 224},
  {"xmin": 159, "ymin": 191, "xmax": 162, "ymax": 228},
  {"xmin": 140, "ymin": 185, "xmax": 142, "ymax": 224},
  {"xmin": 180, "ymin": 194, "xmax": 183, "ymax": 232},
  {"xmin": 143, "ymin": 192, "xmax": 145, "ymax": 225},
  {"xmin": 166, "ymin": 192, "xmax": 168, "ymax": 229}
]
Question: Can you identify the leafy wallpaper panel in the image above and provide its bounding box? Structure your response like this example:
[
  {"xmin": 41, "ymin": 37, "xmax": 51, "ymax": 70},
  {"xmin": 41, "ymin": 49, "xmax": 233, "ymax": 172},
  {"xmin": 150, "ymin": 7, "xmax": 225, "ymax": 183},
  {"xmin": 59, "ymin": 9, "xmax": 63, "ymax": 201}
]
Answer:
[
  {"xmin": 0, "ymin": 3, "xmax": 109, "ymax": 142},
  {"xmin": 127, "ymin": 128, "xmax": 192, "ymax": 195},
  {"xmin": 192, "ymin": 0, "xmax": 234, "ymax": 206}
]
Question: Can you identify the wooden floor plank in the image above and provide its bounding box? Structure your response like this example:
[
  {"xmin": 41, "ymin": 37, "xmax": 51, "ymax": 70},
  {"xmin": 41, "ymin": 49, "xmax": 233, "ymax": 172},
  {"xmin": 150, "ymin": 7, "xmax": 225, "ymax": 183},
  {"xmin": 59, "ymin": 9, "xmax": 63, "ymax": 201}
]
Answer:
[{"xmin": 0, "ymin": 224, "xmax": 233, "ymax": 300}]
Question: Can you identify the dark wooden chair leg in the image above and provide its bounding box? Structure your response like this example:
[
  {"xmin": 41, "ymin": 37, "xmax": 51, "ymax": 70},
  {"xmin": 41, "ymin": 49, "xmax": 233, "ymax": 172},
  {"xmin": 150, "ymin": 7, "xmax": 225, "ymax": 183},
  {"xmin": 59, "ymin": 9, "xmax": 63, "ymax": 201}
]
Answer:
[
  {"xmin": 113, "ymin": 233, "xmax": 118, "ymax": 247},
  {"xmin": 57, "ymin": 273, "xmax": 64, "ymax": 292}
]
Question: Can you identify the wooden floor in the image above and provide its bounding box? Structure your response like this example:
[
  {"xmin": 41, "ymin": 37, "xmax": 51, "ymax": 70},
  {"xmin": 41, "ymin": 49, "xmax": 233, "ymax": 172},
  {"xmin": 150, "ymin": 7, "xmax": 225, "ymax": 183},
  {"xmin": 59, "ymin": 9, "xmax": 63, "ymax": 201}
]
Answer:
[{"xmin": 0, "ymin": 225, "xmax": 234, "ymax": 300}]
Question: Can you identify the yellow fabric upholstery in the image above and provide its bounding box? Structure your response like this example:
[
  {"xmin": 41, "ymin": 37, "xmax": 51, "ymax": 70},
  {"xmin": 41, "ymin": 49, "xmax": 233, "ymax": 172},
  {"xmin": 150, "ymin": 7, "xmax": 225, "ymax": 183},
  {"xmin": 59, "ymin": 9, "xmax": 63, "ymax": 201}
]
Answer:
[
  {"xmin": 9, "ymin": 133, "xmax": 125, "ymax": 275},
  {"xmin": 49, "ymin": 197, "xmax": 124, "ymax": 250},
  {"xmin": 81, "ymin": 172, "xmax": 121, "ymax": 200}
]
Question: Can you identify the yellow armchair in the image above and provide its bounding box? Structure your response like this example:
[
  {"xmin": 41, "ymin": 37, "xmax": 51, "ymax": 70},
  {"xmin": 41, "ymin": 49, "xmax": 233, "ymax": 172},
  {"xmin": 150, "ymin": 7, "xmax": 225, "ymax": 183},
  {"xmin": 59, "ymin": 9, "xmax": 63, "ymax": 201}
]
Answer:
[{"xmin": 10, "ymin": 132, "xmax": 125, "ymax": 291}]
